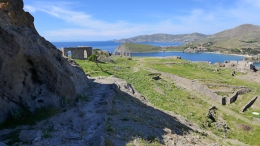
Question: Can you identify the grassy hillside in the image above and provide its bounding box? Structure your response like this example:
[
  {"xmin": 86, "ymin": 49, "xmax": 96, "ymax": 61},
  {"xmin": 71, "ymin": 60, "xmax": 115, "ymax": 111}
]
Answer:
[
  {"xmin": 116, "ymin": 33, "xmax": 208, "ymax": 42},
  {"xmin": 76, "ymin": 57, "xmax": 260, "ymax": 145},
  {"xmin": 114, "ymin": 43, "xmax": 161, "ymax": 52},
  {"xmin": 116, "ymin": 24, "xmax": 260, "ymax": 55},
  {"xmin": 114, "ymin": 43, "xmax": 186, "ymax": 53},
  {"xmin": 193, "ymin": 24, "xmax": 260, "ymax": 53}
]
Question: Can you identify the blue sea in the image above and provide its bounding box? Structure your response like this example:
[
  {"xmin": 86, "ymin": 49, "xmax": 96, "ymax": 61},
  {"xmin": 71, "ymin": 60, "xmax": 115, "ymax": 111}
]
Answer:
[{"xmin": 51, "ymin": 41, "xmax": 245, "ymax": 64}]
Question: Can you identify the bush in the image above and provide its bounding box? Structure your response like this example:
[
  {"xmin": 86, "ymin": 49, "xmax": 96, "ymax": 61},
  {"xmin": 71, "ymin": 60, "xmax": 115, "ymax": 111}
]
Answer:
[{"xmin": 88, "ymin": 54, "xmax": 97, "ymax": 62}]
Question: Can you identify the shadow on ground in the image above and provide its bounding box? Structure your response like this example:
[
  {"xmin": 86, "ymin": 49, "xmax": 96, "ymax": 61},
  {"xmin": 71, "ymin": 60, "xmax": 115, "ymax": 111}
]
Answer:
[{"xmin": 104, "ymin": 81, "xmax": 199, "ymax": 145}]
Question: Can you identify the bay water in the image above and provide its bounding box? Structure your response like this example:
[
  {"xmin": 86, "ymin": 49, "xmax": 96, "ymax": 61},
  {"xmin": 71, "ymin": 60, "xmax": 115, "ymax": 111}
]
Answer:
[{"xmin": 51, "ymin": 41, "xmax": 244, "ymax": 64}]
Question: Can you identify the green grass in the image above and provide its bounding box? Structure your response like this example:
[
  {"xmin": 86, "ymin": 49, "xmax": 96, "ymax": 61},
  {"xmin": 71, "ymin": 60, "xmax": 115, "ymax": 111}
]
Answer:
[
  {"xmin": 146, "ymin": 59, "xmax": 260, "ymax": 111},
  {"xmin": 143, "ymin": 57, "xmax": 188, "ymax": 63},
  {"xmin": 75, "ymin": 56, "xmax": 260, "ymax": 145},
  {"xmin": 121, "ymin": 43, "xmax": 161, "ymax": 52},
  {"xmin": 118, "ymin": 43, "xmax": 186, "ymax": 53},
  {"xmin": 126, "ymin": 136, "xmax": 163, "ymax": 146},
  {"xmin": 0, "ymin": 107, "xmax": 59, "ymax": 145}
]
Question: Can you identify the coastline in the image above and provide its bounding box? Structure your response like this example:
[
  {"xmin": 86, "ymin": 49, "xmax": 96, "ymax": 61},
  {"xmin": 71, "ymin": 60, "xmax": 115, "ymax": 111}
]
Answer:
[
  {"xmin": 131, "ymin": 50, "xmax": 251, "ymax": 58},
  {"xmin": 204, "ymin": 51, "xmax": 253, "ymax": 58}
]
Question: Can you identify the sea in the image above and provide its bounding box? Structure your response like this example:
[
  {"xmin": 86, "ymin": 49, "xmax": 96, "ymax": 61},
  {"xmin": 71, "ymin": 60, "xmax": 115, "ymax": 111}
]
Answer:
[{"xmin": 51, "ymin": 41, "xmax": 246, "ymax": 65}]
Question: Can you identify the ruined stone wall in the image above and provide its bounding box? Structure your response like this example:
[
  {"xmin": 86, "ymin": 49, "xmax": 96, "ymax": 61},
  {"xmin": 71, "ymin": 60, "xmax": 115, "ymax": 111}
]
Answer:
[
  {"xmin": 226, "ymin": 88, "xmax": 251, "ymax": 104},
  {"xmin": 242, "ymin": 96, "xmax": 258, "ymax": 112},
  {"xmin": 113, "ymin": 51, "xmax": 132, "ymax": 57},
  {"xmin": 61, "ymin": 47, "xmax": 92, "ymax": 60},
  {"xmin": 228, "ymin": 92, "xmax": 238, "ymax": 104},
  {"xmin": 153, "ymin": 70, "xmax": 224, "ymax": 104},
  {"xmin": 222, "ymin": 61, "xmax": 254, "ymax": 71}
]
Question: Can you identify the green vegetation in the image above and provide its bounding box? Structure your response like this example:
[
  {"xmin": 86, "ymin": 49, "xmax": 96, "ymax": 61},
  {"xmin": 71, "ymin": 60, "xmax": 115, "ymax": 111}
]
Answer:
[
  {"xmin": 0, "ymin": 129, "xmax": 22, "ymax": 145},
  {"xmin": 117, "ymin": 43, "xmax": 186, "ymax": 53},
  {"xmin": 192, "ymin": 24, "xmax": 260, "ymax": 54},
  {"xmin": 120, "ymin": 43, "xmax": 161, "ymax": 52},
  {"xmin": 0, "ymin": 107, "xmax": 60, "ymax": 145},
  {"xmin": 116, "ymin": 33, "xmax": 208, "ymax": 42},
  {"xmin": 75, "ymin": 56, "xmax": 260, "ymax": 145},
  {"xmin": 240, "ymin": 40, "xmax": 258, "ymax": 43},
  {"xmin": 117, "ymin": 24, "xmax": 260, "ymax": 55},
  {"xmin": 0, "ymin": 107, "xmax": 59, "ymax": 129},
  {"xmin": 126, "ymin": 137, "xmax": 162, "ymax": 146}
]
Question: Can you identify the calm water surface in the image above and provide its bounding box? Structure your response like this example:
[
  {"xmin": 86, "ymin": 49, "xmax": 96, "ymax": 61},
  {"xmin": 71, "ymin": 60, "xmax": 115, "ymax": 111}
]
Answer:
[
  {"xmin": 51, "ymin": 41, "xmax": 244, "ymax": 64},
  {"xmin": 133, "ymin": 52, "xmax": 244, "ymax": 64}
]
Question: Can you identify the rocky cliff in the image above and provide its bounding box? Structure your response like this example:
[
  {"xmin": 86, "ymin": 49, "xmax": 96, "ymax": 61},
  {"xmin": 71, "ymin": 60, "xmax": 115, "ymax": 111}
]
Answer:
[{"xmin": 0, "ymin": 0, "xmax": 90, "ymax": 122}]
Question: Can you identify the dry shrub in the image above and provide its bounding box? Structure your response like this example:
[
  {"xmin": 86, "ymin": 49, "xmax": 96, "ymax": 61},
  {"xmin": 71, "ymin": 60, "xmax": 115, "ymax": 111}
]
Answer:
[{"xmin": 239, "ymin": 124, "xmax": 252, "ymax": 131}]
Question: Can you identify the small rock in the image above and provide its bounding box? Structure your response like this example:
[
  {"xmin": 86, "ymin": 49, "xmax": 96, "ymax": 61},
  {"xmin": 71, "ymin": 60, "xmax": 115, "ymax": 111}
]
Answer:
[
  {"xmin": 53, "ymin": 123, "xmax": 62, "ymax": 131},
  {"xmin": 85, "ymin": 135, "xmax": 104, "ymax": 146},
  {"xmin": 64, "ymin": 132, "xmax": 82, "ymax": 140},
  {"xmin": 19, "ymin": 130, "xmax": 43, "ymax": 143},
  {"xmin": 72, "ymin": 119, "xmax": 82, "ymax": 132}
]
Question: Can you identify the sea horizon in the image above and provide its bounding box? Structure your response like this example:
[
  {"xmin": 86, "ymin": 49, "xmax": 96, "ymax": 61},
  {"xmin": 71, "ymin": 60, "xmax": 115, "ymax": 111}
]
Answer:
[{"xmin": 51, "ymin": 41, "xmax": 257, "ymax": 66}]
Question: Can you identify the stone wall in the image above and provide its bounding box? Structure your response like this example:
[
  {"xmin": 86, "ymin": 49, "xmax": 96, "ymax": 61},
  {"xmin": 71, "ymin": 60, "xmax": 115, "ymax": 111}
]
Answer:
[
  {"xmin": 227, "ymin": 88, "xmax": 251, "ymax": 104},
  {"xmin": 228, "ymin": 92, "xmax": 238, "ymax": 104},
  {"xmin": 114, "ymin": 51, "xmax": 132, "ymax": 57},
  {"xmin": 61, "ymin": 47, "xmax": 92, "ymax": 60},
  {"xmin": 224, "ymin": 61, "xmax": 254, "ymax": 70},
  {"xmin": 241, "ymin": 96, "xmax": 258, "ymax": 112},
  {"xmin": 148, "ymin": 69, "xmax": 224, "ymax": 104}
]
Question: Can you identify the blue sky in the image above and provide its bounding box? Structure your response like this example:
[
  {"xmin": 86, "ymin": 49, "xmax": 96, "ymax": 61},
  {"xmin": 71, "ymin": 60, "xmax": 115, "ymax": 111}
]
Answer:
[{"xmin": 23, "ymin": 0, "xmax": 260, "ymax": 41}]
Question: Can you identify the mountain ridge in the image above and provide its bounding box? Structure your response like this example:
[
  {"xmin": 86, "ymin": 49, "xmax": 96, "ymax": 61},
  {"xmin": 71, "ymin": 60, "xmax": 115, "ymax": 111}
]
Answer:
[
  {"xmin": 193, "ymin": 24, "xmax": 260, "ymax": 49},
  {"xmin": 116, "ymin": 24, "xmax": 260, "ymax": 51},
  {"xmin": 116, "ymin": 32, "xmax": 209, "ymax": 42}
]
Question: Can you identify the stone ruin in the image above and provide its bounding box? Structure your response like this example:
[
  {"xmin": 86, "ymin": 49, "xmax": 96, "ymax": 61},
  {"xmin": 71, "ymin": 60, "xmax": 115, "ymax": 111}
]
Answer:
[
  {"xmin": 114, "ymin": 51, "xmax": 132, "ymax": 58},
  {"xmin": 114, "ymin": 44, "xmax": 132, "ymax": 58},
  {"xmin": 241, "ymin": 96, "xmax": 258, "ymax": 112},
  {"xmin": 206, "ymin": 106, "xmax": 218, "ymax": 123},
  {"xmin": 206, "ymin": 106, "xmax": 229, "ymax": 132},
  {"xmin": 216, "ymin": 60, "xmax": 257, "ymax": 71},
  {"xmin": 61, "ymin": 46, "xmax": 92, "ymax": 60}
]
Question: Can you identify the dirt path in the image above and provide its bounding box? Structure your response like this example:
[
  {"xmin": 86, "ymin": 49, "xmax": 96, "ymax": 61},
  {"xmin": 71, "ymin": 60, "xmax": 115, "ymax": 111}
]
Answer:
[
  {"xmin": 142, "ymin": 67, "xmax": 259, "ymax": 126},
  {"xmin": 0, "ymin": 79, "xmax": 117, "ymax": 145},
  {"xmin": 133, "ymin": 58, "xmax": 145, "ymax": 72}
]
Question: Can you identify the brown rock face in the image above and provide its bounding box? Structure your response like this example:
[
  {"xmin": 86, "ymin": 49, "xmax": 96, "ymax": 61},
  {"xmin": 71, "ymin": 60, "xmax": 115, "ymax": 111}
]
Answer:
[{"xmin": 0, "ymin": 0, "xmax": 90, "ymax": 122}]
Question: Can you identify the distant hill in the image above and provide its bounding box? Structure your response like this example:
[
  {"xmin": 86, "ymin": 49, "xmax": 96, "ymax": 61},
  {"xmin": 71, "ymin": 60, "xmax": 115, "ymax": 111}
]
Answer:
[
  {"xmin": 116, "ymin": 33, "xmax": 208, "ymax": 42},
  {"xmin": 114, "ymin": 43, "xmax": 161, "ymax": 53},
  {"xmin": 115, "ymin": 24, "xmax": 260, "ymax": 55},
  {"xmin": 114, "ymin": 43, "xmax": 185, "ymax": 53},
  {"xmin": 193, "ymin": 24, "xmax": 260, "ymax": 49}
]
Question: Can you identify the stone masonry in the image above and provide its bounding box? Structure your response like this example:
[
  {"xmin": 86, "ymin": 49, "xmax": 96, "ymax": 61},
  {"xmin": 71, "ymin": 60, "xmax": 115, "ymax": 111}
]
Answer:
[{"xmin": 61, "ymin": 46, "xmax": 92, "ymax": 60}]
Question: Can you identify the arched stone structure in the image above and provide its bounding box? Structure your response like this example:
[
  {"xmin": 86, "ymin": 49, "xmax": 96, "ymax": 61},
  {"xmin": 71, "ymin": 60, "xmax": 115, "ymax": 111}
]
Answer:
[{"xmin": 61, "ymin": 46, "xmax": 92, "ymax": 60}]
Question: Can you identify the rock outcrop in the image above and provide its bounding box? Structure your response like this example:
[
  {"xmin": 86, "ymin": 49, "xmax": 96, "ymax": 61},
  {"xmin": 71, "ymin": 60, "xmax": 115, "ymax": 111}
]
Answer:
[{"xmin": 0, "ymin": 0, "xmax": 90, "ymax": 122}]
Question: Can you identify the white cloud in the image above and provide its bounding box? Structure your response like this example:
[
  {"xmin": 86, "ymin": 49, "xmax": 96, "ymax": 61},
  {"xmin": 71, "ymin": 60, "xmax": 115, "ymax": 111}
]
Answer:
[
  {"xmin": 24, "ymin": 5, "xmax": 36, "ymax": 13},
  {"xmin": 25, "ymin": 0, "xmax": 260, "ymax": 41}
]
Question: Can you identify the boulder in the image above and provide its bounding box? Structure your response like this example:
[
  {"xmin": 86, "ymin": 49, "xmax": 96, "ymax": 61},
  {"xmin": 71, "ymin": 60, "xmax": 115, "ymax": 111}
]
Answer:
[{"xmin": 0, "ymin": 0, "xmax": 90, "ymax": 122}]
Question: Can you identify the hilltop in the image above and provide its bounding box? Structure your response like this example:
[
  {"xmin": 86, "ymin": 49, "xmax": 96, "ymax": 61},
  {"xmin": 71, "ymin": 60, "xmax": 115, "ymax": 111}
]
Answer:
[
  {"xmin": 192, "ymin": 24, "xmax": 260, "ymax": 52},
  {"xmin": 116, "ymin": 33, "xmax": 208, "ymax": 43}
]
